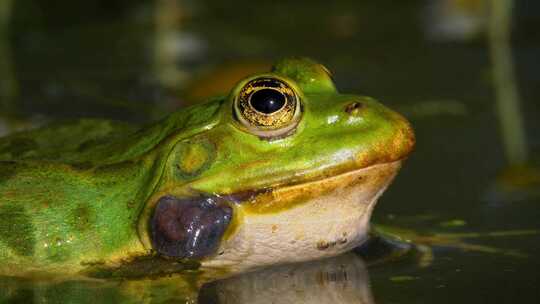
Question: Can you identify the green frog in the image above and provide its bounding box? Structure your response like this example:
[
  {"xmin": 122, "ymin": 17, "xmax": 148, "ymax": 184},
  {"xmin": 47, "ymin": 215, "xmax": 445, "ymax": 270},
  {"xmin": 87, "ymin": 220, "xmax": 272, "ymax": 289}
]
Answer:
[{"xmin": 0, "ymin": 58, "xmax": 414, "ymax": 277}]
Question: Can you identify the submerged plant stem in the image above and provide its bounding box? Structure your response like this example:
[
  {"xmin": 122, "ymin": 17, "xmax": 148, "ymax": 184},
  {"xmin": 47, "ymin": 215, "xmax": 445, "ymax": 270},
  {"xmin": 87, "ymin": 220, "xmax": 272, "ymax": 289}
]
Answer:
[{"xmin": 489, "ymin": 0, "xmax": 528, "ymax": 165}]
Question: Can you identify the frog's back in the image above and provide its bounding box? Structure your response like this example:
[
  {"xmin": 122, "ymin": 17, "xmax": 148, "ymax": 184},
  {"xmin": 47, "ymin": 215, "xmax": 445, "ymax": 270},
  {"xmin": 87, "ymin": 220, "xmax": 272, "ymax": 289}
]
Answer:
[
  {"xmin": 0, "ymin": 100, "xmax": 222, "ymax": 166},
  {"xmin": 0, "ymin": 119, "xmax": 135, "ymax": 163}
]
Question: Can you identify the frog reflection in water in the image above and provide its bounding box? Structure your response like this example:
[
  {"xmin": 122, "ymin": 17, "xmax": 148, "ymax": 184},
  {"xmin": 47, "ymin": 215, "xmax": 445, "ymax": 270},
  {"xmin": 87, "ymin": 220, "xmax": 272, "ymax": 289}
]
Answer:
[
  {"xmin": 0, "ymin": 58, "xmax": 415, "ymax": 277},
  {"xmin": 1, "ymin": 253, "xmax": 374, "ymax": 304}
]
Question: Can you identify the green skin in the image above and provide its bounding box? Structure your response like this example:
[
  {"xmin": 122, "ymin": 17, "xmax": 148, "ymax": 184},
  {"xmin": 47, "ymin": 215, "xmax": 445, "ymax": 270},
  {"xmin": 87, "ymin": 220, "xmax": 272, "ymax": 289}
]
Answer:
[{"xmin": 0, "ymin": 58, "xmax": 413, "ymax": 277}]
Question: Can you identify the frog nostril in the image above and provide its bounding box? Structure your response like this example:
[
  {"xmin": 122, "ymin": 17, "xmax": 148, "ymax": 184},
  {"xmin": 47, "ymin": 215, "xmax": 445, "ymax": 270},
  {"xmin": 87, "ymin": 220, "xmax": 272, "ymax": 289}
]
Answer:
[{"xmin": 344, "ymin": 102, "xmax": 364, "ymax": 115}]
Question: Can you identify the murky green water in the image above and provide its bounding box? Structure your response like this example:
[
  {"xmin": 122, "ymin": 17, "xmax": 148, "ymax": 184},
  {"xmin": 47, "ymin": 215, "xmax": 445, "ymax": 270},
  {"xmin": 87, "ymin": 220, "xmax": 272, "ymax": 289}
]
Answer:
[{"xmin": 1, "ymin": 0, "xmax": 539, "ymax": 303}]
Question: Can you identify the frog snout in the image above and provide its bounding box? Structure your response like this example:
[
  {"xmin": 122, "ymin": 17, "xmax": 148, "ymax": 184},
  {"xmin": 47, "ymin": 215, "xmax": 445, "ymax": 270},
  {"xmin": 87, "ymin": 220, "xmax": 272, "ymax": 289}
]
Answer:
[{"xmin": 336, "ymin": 98, "xmax": 415, "ymax": 162}]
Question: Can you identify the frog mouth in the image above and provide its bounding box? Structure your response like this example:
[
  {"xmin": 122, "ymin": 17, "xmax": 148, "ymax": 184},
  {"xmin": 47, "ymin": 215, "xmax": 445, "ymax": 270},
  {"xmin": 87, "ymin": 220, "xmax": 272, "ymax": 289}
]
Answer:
[
  {"xmin": 234, "ymin": 159, "xmax": 403, "ymax": 214},
  {"xmin": 214, "ymin": 154, "xmax": 410, "ymax": 207}
]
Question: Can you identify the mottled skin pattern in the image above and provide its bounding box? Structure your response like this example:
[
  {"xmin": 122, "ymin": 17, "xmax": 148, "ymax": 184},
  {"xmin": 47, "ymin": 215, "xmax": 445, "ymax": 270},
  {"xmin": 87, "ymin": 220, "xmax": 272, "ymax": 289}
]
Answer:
[
  {"xmin": 0, "ymin": 104, "xmax": 221, "ymax": 276},
  {"xmin": 0, "ymin": 58, "xmax": 414, "ymax": 277}
]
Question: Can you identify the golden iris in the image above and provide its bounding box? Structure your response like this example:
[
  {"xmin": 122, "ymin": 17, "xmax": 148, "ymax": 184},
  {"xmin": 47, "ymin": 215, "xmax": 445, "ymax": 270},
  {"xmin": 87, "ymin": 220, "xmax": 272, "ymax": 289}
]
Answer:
[{"xmin": 235, "ymin": 77, "xmax": 300, "ymax": 131}]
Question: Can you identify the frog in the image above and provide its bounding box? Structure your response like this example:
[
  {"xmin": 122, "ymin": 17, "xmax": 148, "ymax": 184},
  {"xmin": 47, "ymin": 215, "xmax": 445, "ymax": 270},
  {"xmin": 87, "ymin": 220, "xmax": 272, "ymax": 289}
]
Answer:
[{"xmin": 0, "ymin": 58, "xmax": 414, "ymax": 278}]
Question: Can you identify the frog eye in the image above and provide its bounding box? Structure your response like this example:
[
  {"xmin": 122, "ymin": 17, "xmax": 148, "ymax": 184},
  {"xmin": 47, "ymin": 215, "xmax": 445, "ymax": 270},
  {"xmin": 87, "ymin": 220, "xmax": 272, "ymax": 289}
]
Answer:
[{"xmin": 234, "ymin": 77, "xmax": 302, "ymax": 138}]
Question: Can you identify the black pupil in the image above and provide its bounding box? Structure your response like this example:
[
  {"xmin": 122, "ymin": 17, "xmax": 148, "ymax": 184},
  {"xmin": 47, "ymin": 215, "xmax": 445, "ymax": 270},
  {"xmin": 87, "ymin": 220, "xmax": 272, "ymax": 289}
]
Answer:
[{"xmin": 250, "ymin": 89, "xmax": 286, "ymax": 114}]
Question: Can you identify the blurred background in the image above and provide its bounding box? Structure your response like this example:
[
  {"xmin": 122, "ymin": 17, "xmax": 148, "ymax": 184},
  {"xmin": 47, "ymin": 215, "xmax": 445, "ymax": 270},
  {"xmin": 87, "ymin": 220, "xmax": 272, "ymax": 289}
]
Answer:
[{"xmin": 0, "ymin": 0, "xmax": 539, "ymax": 303}]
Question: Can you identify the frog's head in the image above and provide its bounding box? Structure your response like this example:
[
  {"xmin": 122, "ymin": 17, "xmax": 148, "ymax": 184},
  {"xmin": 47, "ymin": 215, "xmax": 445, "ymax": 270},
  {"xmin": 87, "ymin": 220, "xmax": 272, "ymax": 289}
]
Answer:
[{"xmin": 139, "ymin": 58, "xmax": 414, "ymax": 270}]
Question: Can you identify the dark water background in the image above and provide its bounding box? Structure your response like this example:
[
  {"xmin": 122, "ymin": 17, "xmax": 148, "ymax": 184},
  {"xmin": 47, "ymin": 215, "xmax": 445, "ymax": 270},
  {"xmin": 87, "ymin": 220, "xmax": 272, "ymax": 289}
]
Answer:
[{"xmin": 1, "ymin": 0, "xmax": 539, "ymax": 303}]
